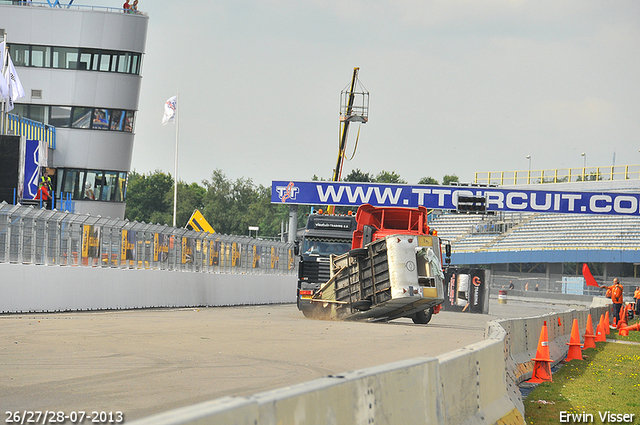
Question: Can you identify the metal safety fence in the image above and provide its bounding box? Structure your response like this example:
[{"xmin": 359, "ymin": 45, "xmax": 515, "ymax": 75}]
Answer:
[
  {"xmin": 3, "ymin": 113, "xmax": 56, "ymax": 149},
  {"xmin": 0, "ymin": 202, "xmax": 297, "ymax": 275}
]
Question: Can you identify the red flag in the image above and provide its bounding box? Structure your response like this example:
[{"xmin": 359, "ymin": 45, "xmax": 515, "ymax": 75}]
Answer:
[{"xmin": 582, "ymin": 263, "xmax": 599, "ymax": 287}]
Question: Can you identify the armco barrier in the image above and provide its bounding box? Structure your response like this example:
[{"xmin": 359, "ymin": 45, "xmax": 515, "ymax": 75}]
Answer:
[{"xmin": 129, "ymin": 299, "xmax": 612, "ymax": 425}]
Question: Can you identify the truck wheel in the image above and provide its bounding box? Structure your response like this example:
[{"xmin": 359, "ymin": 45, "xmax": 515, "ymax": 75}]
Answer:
[
  {"xmin": 348, "ymin": 248, "xmax": 368, "ymax": 258},
  {"xmin": 302, "ymin": 304, "xmax": 326, "ymax": 319},
  {"xmin": 302, "ymin": 307, "xmax": 317, "ymax": 319},
  {"xmin": 412, "ymin": 307, "xmax": 433, "ymax": 324},
  {"xmin": 352, "ymin": 300, "xmax": 372, "ymax": 311}
]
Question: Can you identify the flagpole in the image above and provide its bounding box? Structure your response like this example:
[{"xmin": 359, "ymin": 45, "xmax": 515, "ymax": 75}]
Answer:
[
  {"xmin": 172, "ymin": 91, "xmax": 179, "ymax": 227},
  {"xmin": 1, "ymin": 32, "xmax": 6, "ymax": 135}
]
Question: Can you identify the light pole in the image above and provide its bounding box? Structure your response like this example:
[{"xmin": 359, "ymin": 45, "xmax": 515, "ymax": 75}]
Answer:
[
  {"xmin": 581, "ymin": 152, "xmax": 586, "ymax": 181},
  {"xmin": 526, "ymin": 155, "xmax": 531, "ymax": 184}
]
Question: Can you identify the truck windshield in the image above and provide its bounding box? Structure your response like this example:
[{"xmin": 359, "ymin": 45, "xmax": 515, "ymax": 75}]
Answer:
[{"xmin": 302, "ymin": 239, "xmax": 351, "ymax": 255}]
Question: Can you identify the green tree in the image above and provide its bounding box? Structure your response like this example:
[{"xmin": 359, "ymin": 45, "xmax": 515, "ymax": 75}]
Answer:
[
  {"xmin": 167, "ymin": 181, "xmax": 206, "ymax": 227},
  {"xmin": 343, "ymin": 169, "xmax": 373, "ymax": 182},
  {"xmin": 245, "ymin": 185, "xmax": 291, "ymax": 238},
  {"xmin": 576, "ymin": 172, "xmax": 603, "ymax": 182},
  {"xmin": 374, "ymin": 170, "xmax": 406, "ymax": 184},
  {"xmin": 201, "ymin": 169, "xmax": 290, "ymax": 237},
  {"xmin": 442, "ymin": 174, "xmax": 459, "ymax": 185},
  {"xmin": 125, "ymin": 170, "xmax": 173, "ymax": 224},
  {"xmin": 202, "ymin": 169, "xmax": 236, "ymax": 234},
  {"xmin": 418, "ymin": 176, "xmax": 439, "ymax": 185}
]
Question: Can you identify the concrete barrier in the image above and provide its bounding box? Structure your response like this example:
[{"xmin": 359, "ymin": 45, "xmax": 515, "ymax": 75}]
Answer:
[
  {"xmin": 128, "ymin": 358, "xmax": 443, "ymax": 425},
  {"xmin": 0, "ymin": 263, "xmax": 296, "ymax": 313},
  {"xmin": 127, "ymin": 300, "xmax": 612, "ymax": 425}
]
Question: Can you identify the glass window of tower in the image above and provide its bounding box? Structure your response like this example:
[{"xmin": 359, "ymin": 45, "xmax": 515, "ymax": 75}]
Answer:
[
  {"xmin": 72, "ymin": 107, "xmax": 92, "ymax": 129},
  {"xmin": 52, "ymin": 47, "xmax": 78, "ymax": 69},
  {"xmin": 98, "ymin": 53, "xmax": 112, "ymax": 71},
  {"xmin": 29, "ymin": 105, "xmax": 47, "ymax": 124},
  {"xmin": 59, "ymin": 169, "xmax": 127, "ymax": 202},
  {"xmin": 92, "ymin": 109, "xmax": 110, "ymax": 130},
  {"xmin": 50, "ymin": 106, "xmax": 72, "ymax": 128},
  {"xmin": 31, "ymin": 46, "xmax": 51, "ymax": 68},
  {"xmin": 8, "ymin": 44, "xmax": 142, "ymax": 75},
  {"xmin": 102, "ymin": 172, "xmax": 119, "ymax": 201},
  {"xmin": 118, "ymin": 173, "xmax": 127, "ymax": 202},
  {"xmin": 78, "ymin": 50, "xmax": 94, "ymax": 71},
  {"xmin": 9, "ymin": 44, "xmax": 30, "ymax": 66}
]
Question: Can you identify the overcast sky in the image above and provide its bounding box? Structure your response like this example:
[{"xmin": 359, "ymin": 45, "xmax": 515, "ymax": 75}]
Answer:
[{"xmin": 93, "ymin": 1, "xmax": 640, "ymax": 187}]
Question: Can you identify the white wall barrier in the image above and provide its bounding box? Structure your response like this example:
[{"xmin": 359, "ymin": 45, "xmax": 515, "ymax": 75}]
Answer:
[
  {"xmin": 128, "ymin": 300, "xmax": 612, "ymax": 425},
  {"xmin": 0, "ymin": 263, "xmax": 297, "ymax": 313}
]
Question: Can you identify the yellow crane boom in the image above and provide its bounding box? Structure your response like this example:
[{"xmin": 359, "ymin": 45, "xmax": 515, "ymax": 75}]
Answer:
[{"xmin": 186, "ymin": 209, "xmax": 215, "ymax": 233}]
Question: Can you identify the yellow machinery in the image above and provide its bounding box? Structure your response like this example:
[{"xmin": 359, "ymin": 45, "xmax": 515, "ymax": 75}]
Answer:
[{"xmin": 186, "ymin": 209, "xmax": 215, "ymax": 233}]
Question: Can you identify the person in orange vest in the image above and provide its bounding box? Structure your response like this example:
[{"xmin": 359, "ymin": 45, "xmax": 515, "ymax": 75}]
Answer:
[
  {"xmin": 601, "ymin": 278, "xmax": 623, "ymax": 324},
  {"xmin": 634, "ymin": 286, "xmax": 640, "ymax": 316},
  {"xmin": 35, "ymin": 168, "xmax": 52, "ymax": 210}
]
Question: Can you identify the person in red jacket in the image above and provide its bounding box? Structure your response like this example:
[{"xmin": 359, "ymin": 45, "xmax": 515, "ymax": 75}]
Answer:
[
  {"xmin": 601, "ymin": 278, "xmax": 623, "ymax": 324},
  {"xmin": 634, "ymin": 286, "xmax": 640, "ymax": 316},
  {"xmin": 35, "ymin": 168, "xmax": 52, "ymax": 209}
]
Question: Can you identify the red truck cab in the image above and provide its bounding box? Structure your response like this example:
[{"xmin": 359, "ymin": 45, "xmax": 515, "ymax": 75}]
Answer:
[{"xmin": 352, "ymin": 204, "xmax": 434, "ymax": 249}]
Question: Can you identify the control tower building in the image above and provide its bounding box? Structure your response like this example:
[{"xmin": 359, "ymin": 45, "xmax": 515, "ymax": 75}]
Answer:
[{"xmin": 1, "ymin": 1, "xmax": 148, "ymax": 218}]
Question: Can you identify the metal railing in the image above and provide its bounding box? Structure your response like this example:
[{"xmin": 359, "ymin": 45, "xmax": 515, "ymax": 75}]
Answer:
[
  {"xmin": 1, "ymin": 1, "xmax": 147, "ymax": 15},
  {"xmin": 3, "ymin": 113, "xmax": 56, "ymax": 149},
  {"xmin": 0, "ymin": 202, "xmax": 296, "ymax": 274},
  {"xmin": 474, "ymin": 164, "xmax": 640, "ymax": 186}
]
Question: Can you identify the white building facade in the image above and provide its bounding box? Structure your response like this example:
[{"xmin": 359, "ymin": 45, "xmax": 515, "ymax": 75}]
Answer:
[{"xmin": 1, "ymin": 1, "xmax": 148, "ymax": 218}]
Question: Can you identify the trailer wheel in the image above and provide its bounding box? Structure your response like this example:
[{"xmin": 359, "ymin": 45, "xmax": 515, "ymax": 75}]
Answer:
[
  {"xmin": 348, "ymin": 248, "xmax": 368, "ymax": 258},
  {"xmin": 352, "ymin": 300, "xmax": 372, "ymax": 311},
  {"xmin": 412, "ymin": 307, "xmax": 433, "ymax": 324}
]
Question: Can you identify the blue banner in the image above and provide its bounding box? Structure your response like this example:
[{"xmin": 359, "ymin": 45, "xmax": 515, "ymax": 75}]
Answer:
[
  {"xmin": 271, "ymin": 180, "xmax": 640, "ymax": 216},
  {"xmin": 23, "ymin": 139, "xmax": 40, "ymax": 200}
]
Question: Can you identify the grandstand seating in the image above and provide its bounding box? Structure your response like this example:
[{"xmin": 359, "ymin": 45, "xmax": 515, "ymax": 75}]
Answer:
[
  {"xmin": 428, "ymin": 213, "xmax": 485, "ymax": 241},
  {"xmin": 429, "ymin": 212, "xmax": 640, "ymax": 253}
]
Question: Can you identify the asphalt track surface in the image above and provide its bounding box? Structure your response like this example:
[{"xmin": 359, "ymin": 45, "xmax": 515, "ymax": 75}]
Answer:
[{"xmin": 1, "ymin": 297, "xmax": 590, "ymax": 421}]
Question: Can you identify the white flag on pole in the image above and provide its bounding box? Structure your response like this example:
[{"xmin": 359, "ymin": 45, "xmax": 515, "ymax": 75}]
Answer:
[
  {"xmin": 0, "ymin": 41, "xmax": 8, "ymax": 101},
  {"xmin": 162, "ymin": 95, "xmax": 177, "ymax": 125},
  {"xmin": 0, "ymin": 71, "xmax": 8, "ymax": 101},
  {"xmin": 5, "ymin": 52, "xmax": 25, "ymax": 100}
]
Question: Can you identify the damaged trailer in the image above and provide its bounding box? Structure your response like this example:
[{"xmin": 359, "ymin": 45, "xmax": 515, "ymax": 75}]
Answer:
[{"xmin": 308, "ymin": 204, "xmax": 449, "ymax": 323}]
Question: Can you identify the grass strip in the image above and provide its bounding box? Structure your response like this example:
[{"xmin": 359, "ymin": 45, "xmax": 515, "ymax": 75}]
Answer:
[{"xmin": 525, "ymin": 318, "xmax": 640, "ymax": 425}]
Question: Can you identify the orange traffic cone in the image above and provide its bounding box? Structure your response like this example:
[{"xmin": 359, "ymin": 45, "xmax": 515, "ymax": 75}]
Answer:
[
  {"xmin": 583, "ymin": 314, "xmax": 596, "ymax": 349},
  {"xmin": 616, "ymin": 307, "xmax": 628, "ymax": 334},
  {"xmin": 527, "ymin": 321, "xmax": 553, "ymax": 383},
  {"xmin": 604, "ymin": 311, "xmax": 611, "ymax": 334},
  {"xmin": 565, "ymin": 319, "xmax": 583, "ymax": 361},
  {"xmin": 621, "ymin": 322, "xmax": 640, "ymax": 332},
  {"xmin": 598, "ymin": 314, "xmax": 605, "ymax": 334},
  {"xmin": 623, "ymin": 304, "xmax": 630, "ymax": 321},
  {"xmin": 617, "ymin": 306, "xmax": 628, "ymax": 330},
  {"xmin": 595, "ymin": 315, "xmax": 606, "ymax": 342},
  {"xmin": 619, "ymin": 304, "xmax": 627, "ymax": 321}
]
